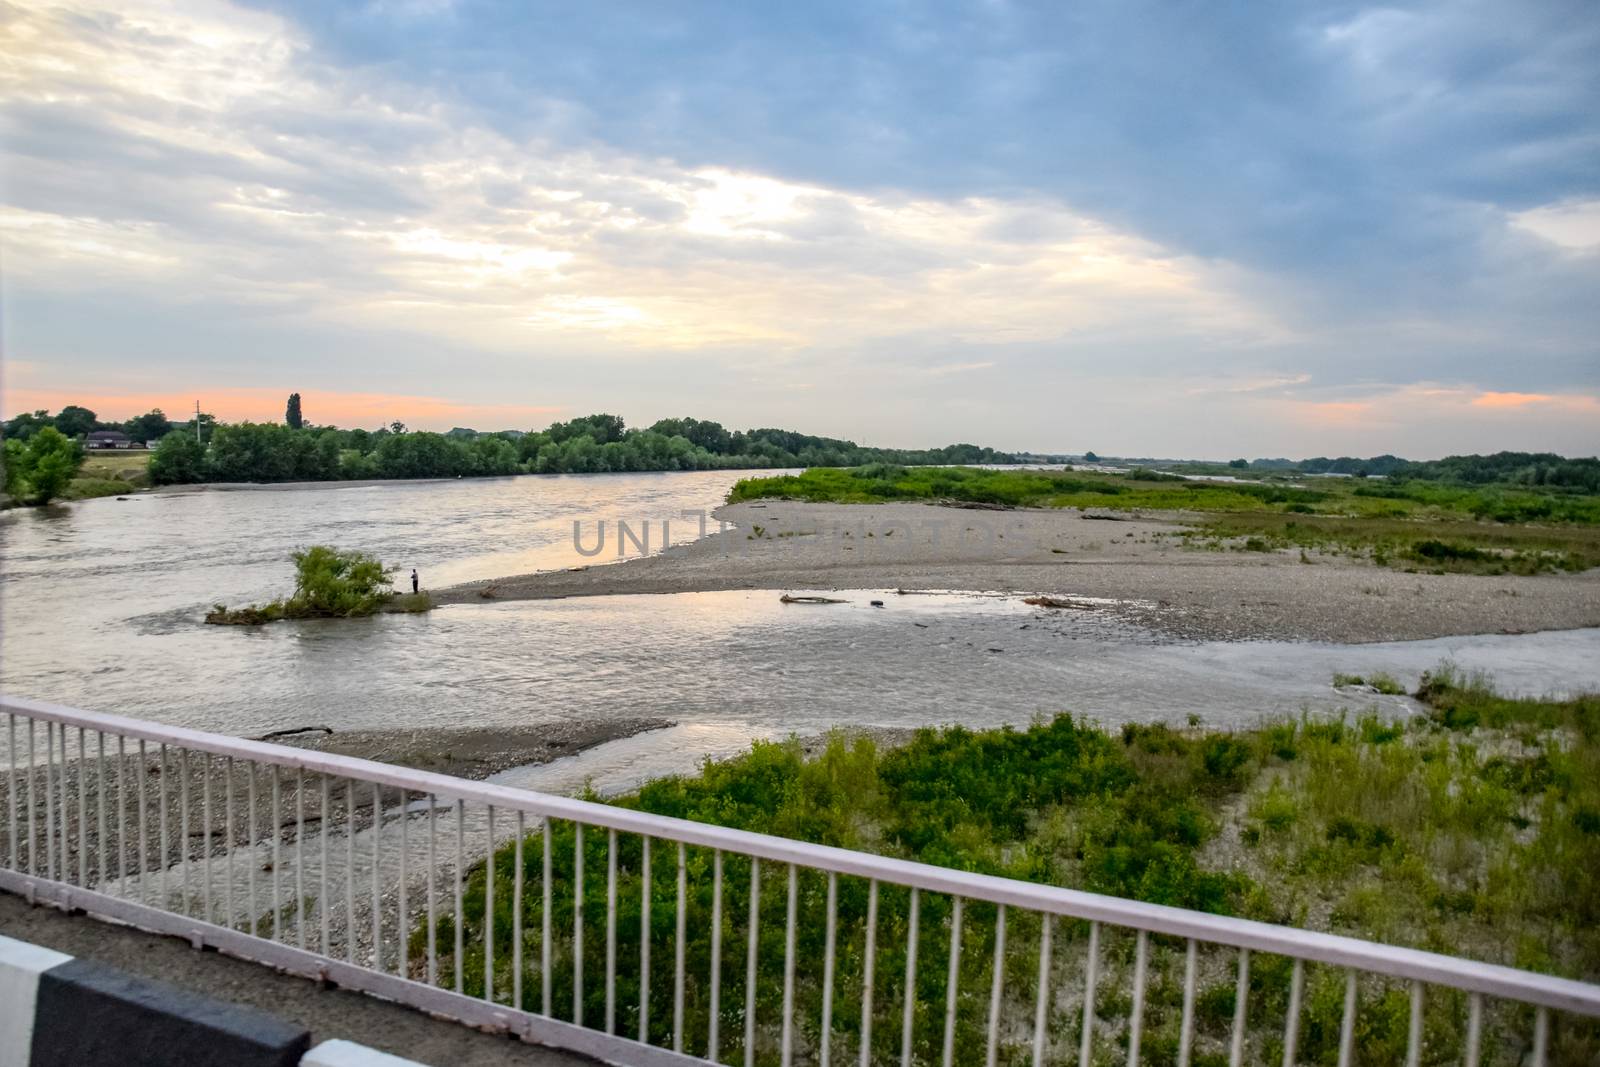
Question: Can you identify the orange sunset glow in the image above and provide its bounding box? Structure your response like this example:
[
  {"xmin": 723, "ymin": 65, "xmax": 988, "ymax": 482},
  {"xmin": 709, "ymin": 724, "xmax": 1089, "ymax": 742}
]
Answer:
[{"xmin": 1, "ymin": 386, "xmax": 563, "ymax": 431}]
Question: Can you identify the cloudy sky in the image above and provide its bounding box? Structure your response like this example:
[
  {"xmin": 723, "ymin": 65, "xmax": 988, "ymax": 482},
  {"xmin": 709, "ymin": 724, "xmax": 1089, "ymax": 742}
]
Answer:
[{"xmin": 2, "ymin": 0, "xmax": 1597, "ymax": 457}]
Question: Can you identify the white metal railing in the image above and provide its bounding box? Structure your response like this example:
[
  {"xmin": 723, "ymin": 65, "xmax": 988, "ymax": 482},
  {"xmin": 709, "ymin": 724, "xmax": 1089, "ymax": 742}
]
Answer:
[{"xmin": 1, "ymin": 693, "xmax": 1597, "ymax": 1067}]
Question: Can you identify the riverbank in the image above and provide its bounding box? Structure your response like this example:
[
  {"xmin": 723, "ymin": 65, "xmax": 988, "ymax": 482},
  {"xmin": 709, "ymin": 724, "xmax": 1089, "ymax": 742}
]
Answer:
[
  {"xmin": 435, "ymin": 500, "xmax": 1600, "ymax": 643},
  {"xmin": 276, "ymin": 719, "xmax": 674, "ymax": 780}
]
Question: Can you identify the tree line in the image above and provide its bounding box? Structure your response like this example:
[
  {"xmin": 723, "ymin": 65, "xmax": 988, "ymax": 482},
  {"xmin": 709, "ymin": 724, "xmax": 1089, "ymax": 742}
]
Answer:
[
  {"xmin": 1236, "ymin": 452, "xmax": 1600, "ymax": 490},
  {"xmin": 1387, "ymin": 451, "xmax": 1600, "ymax": 491},
  {"xmin": 3, "ymin": 404, "xmax": 181, "ymax": 444},
  {"xmin": 139, "ymin": 411, "xmax": 1015, "ymax": 486}
]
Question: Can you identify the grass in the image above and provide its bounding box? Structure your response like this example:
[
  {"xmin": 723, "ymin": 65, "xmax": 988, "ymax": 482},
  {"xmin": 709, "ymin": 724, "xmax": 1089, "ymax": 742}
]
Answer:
[
  {"xmin": 726, "ymin": 466, "xmax": 1600, "ymax": 575},
  {"xmin": 60, "ymin": 477, "xmax": 138, "ymax": 502},
  {"xmin": 68, "ymin": 451, "xmax": 150, "ymax": 502},
  {"xmin": 727, "ymin": 465, "xmax": 1334, "ymax": 512},
  {"xmin": 78, "ymin": 450, "xmax": 152, "ymax": 483},
  {"xmin": 390, "ymin": 591, "xmax": 434, "ymax": 613},
  {"xmin": 423, "ymin": 671, "xmax": 1599, "ymax": 1065},
  {"xmin": 1185, "ymin": 512, "xmax": 1600, "ymax": 575},
  {"xmin": 49, "ymin": 450, "xmax": 155, "ymax": 502},
  {"xmin": 1331, "ymin": 672, "xmax": 1406, "ymax": 695}
]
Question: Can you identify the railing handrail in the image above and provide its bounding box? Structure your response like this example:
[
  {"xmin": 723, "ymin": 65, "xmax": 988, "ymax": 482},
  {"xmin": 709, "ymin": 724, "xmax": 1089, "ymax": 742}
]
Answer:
[{"xmin": 6, "ymin": 692, "xmax": 1599, "ymax": 1018}]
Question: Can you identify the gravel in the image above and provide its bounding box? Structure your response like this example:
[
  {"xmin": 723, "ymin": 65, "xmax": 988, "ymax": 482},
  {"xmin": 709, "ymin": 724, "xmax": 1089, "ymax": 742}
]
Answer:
[{"xmin": 433, "ymin": 501, "xmax": 1600, "ymax": 643}]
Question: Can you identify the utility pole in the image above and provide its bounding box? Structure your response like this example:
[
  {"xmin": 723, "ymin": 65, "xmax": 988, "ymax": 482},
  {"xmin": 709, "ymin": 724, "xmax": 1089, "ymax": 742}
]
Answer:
[{"xmin": 195, "ymin": 400, "xmax": 203, "ymax": 444}]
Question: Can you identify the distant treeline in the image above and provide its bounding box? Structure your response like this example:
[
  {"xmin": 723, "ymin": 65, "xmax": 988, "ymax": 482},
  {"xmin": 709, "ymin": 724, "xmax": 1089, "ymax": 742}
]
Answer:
[
  {"xmin": 1199, "ymin": 452, "xmax": 1596, "ymax": 490},
  {"xmin": 128, "ymin": 413, "xmax": 1014, "ymax": 486},
  {"xmin": 1283, "ymin": 452, "xmax": 1600, "ymax": 490},
  {"xmin": 3, "ymin": 405, "xmax": 176, "ymax": 443},
  {"xmin": 1390, "ymin": 452, "xmax": 1600, "ymax": 490}
]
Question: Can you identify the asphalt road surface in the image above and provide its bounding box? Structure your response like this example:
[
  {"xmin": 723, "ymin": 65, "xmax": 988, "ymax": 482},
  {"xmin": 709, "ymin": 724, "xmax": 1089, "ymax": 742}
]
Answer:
[{"xmin": 0, "ymin": 890, "xmax": 595, "ymax": 1067}]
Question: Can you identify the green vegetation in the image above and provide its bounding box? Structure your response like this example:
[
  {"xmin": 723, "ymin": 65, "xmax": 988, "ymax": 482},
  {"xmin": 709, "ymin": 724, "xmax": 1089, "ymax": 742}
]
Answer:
[
  {"xmin": 1155, "ymin": 452, "xmax": 1600, "ymax": 490},
  {"xmin": 10, "ymin": 403, "xmax": 1013, "ymax": 487},
  {"xmin": 149, "ymin": 431, "xmax": 206, "ymax": 484},
  {"xmin": 1386, "ymin": 452, "xmax": 1600, "ymax": 491},
  {"xmin": 78, "ymin": 451, "xmax": 152, "ymax": 485},
  {"xmin": 2, "ymin": 426, "xmax": 84, "ymax": 505},
  {"xmin": 425, "ymin": 673, "xmax": 1597, "ymax": 1065},
  {"xmin": 136, "ymin": 412, "xmax": 1010, "ymax": 485},
  {"xmin": 4, "ymin": 404, "xmax": 173, "ymax": 444},
  {"xmin": 206, "ymin": 546, "xmax": 423, "ymax": 624},
  {"xmin": 51, "ymin": 451, "xmax": 154, "ymax": 502},
  {"xmin": 729, "ymin": 465, "xmax": 1600, "ymax": 574},
  {"xmin": 1186, "ymin": 512, "xmax": 1600, "ymax": 575},
  {"xmin": 1331, "ymin": 672, "xmax": 1405, "ymax": 695}
]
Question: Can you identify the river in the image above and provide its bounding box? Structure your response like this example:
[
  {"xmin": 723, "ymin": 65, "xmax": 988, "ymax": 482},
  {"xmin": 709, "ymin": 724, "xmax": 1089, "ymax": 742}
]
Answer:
[{"xmin": 4, "ymin": 471, "xmax": 1598, "ymax": 781}]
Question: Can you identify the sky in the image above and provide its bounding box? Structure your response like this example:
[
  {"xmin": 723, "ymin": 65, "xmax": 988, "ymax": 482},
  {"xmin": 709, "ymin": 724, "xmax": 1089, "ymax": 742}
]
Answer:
[{"xmin": 1, "ymin": 0, "xmax": 1597, "ymax": 458}]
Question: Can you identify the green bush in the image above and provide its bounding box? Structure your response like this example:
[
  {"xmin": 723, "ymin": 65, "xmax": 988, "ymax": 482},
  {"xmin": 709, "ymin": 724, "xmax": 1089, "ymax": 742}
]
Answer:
[
  {"xmin": 286, "ymin": 545, "xmax": 393, "ymax": 614},
  {"xmin": 149, "ymin": 430, "xmax": 207, "ymax": 484},
  {"xmin": 2, "ymin": 427, "xmax": 83, "ymax": 505},
  {"xmin": 1410, "ymin": 539, "xmax": 1490, "ymax": 563},
  {"xmin": 206, "ymin": 545, "xmax": 400, "ymax": 624}
]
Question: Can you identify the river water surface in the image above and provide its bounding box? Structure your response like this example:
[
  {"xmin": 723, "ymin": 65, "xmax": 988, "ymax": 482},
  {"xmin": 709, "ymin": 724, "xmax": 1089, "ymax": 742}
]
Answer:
[{"xmin": 4, "ymin": 471, "xmax": 1598, "ymax": 781}]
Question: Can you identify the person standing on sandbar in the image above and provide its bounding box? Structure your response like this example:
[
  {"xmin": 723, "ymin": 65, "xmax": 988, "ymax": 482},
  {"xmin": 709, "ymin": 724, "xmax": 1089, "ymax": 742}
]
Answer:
[{"xmin": 411, "ymin": 568, "xmax": 419, "ymax": 594}]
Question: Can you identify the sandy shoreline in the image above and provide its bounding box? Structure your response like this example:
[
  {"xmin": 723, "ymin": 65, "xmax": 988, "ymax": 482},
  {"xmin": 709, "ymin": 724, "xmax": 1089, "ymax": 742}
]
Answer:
[
  {"xmin": 273, "ymin": 718, "xmax": 674, "ymax": 780},
  {"xmin": 434, "ymin": 500, "xmax": 1600, "ymax": 643}
]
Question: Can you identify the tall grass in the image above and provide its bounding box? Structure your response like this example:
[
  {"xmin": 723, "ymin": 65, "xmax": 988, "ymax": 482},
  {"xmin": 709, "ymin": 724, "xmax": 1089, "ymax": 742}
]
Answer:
[{"xmin": 728, "ymin": 466, "xmax": 1600, "ymax": 525}]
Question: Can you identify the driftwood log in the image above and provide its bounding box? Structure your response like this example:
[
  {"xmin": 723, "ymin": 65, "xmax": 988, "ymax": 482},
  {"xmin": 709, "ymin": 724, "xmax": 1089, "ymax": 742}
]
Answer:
[
  {"xmin": 1022, "ymin": 596, "xmax": 1095, "ymax": 610},
  {"xmin": 249, "ymin": 725, "xmax": 334, "ymax": 741}
]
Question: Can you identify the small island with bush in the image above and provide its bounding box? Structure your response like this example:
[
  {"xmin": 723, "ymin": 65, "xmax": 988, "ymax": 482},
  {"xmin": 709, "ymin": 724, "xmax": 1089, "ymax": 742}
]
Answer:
[{"xmin": 206, "ymin": 546, "xmax": 431, "ymax": 625}]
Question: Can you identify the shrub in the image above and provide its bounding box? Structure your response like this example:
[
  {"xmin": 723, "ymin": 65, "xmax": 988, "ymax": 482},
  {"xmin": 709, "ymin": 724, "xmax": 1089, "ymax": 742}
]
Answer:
[
  {"xmin": 1197, "ymin": 736, "xmax": 1253, "ymax": 788},
  {"xmin": 1409, "ymin": 539, "xmax": 1490, "ymax": 563},
  {"xmin": 286, "ymin": 545, "xmax": 394, "ymax": 616},
  {"xmin": 2, "ymin": 427, "xmax": 83, "ymax": 505},
  {"xmin": 206, "ymin": 545, "xmax": 400, "ymax": 624}
]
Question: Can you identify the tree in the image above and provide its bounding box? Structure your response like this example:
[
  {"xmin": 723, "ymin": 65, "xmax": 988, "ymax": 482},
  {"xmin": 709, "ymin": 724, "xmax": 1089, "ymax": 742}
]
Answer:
[
  {"xmin": 207, "ymin": 545, "xmax": 399, "ymax": 624},
  {"xmin": 148, "ymin": 431, "xmax": 207, "ymax": 485},
  {"xmin": 181, "ymin": 411, "xmax": 218, "ymax": 443},
  {"xmin": 288, "ymin": 546, "xmax": 394, "ymax": 615},
  {"xmin": 123, "ymin": 409, "xmax": 173, "ymax": 443},
  {"xmin": 2, "ymin": 410, "xmax": 52, "ymax": 441},
  {"xmin": 1228, "ymin": 458, "xmax": 1249, "ymax": 469},
  {"xmin": 1083, "ymin": 451, "xmax": 1100, "ymax": 463},
  {"xmin": 53, "ymin": 405, "xmax": 99, "ymax": 438},
  {"xmin": 286, "ymin": 393, "xmax": 304, "ymax": 430},
  {"xmin": 2, "ymin": 426, "xmax": 83, "ymax": 504},
  {"xmin": 207, "ymin": 422, "xmax": 295, "ymax": 482},
  {"xmin": 389, "ymin": 420, "xmax": 408, "ymax": 435}
]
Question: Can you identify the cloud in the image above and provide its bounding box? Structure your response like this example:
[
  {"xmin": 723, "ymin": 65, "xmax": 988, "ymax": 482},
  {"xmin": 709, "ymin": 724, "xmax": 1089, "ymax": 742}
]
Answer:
[
  {"xmin": 2, "ymin": 0, "xmax": 1597, "ymax": 453},
  {"xmin": 1471, "ymin": 390, "xmax": 1599, "ymax": 412},
  {"xmin": 0, "ymin": 1, "xmax": 1283, "ymax": 361},
  {"xmin": 1511, "ymin": 199, "xmax": 1600, "ymax": 249},
  {"xmin": 925, "ymin": 361, "xmax": 995, "ymax": 377},
  {"xmin": 1261, "ymin": 385, "xmax": 1600, "ymax": 455}
]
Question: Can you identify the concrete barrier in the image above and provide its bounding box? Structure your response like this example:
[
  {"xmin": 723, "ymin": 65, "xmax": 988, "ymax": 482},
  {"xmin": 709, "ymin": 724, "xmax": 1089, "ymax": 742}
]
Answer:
[
  {"xmin": 0, "ymin": 935, "xmax": 71, "ymax": 1064},
  {"xmin": 0, "ymin": 933, "xmax": 427, "ymax": 1067}
]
